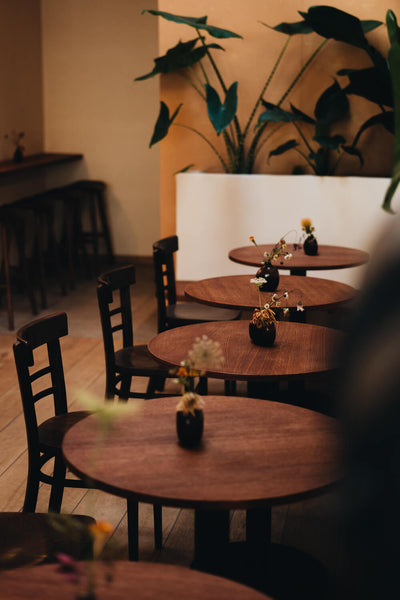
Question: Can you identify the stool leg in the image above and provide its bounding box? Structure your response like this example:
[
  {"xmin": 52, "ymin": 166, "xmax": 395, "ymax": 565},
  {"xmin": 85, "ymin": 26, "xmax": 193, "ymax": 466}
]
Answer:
[
  {"xmin": 1, "ymin": 223, "xmax": 14, "ymax": 330},
  {"xmin": 96, "ymin": 189, "xmax": 115, "ymax": 265},
  {"xmin": 88, "ymin": 193, "xmax": 99, "ymax": 275}
]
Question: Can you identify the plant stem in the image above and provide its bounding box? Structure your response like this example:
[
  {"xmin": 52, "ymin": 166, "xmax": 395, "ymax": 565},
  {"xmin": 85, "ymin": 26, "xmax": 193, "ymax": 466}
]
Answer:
[
  {"xmin": 174, "ymin": 123, "xmax": 229, "ymax": 172},
  {"xmin": 178, "ymin": 71, "xmax": 206, "ymax": 99},
  {"xmin": 277, "ymin": 39, "xmax": 328, "ymax": 107},
  {"xmin": 292, "ymin": 121, "xmax": 314, "ymax": 155},
  {"xmin": 196, "ymin": 28, "xmax": 244, "ymax": 170},
  {"xmin": 294, "ymin": 147, "xmax": 316, "ymax": 172},
  {"xmin": 244, "ymin": 35, "xmax": 291, "ymax": 138}
]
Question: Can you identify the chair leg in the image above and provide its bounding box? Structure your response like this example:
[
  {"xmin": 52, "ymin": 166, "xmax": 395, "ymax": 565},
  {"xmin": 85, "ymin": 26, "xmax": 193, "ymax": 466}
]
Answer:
[
  {"xmin": 127, "ymin": 498, "xmax": 139, "ymax": 561},
  {"xmin": 119, "ymin": 375, "xmax": 132, "ymax": 401},
  {"xmin": 48, "ymin": 455, "xmax": 66, "ymax": 513},
  {"xmin": 23, "ymin": 463, "xmax": 40, "ymax": 512},
  {"xmin": 153, "ymin": 504, "xmax": 163, "ymax": 549},
  {"xmin": 146, "ymin": 375, "xmax": 166, "ymax": 397}
]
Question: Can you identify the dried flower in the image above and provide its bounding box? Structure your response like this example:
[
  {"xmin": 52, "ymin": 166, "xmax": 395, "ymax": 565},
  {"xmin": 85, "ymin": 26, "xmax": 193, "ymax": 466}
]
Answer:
[
  {"xmin": 176, "ymin": 391, "xmax": 205, "ymax": 415},
  {"xmin": 301, "ymin": 218, "xmax": 315, "ymax": 235},
  {"xmin": 250, "ymin": 290, "xmax": 289, "ymax": 327}
]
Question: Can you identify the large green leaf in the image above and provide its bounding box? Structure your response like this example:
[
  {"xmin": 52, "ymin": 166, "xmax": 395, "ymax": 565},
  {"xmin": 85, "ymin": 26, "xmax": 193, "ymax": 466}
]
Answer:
[
  {"xmin": 314, "ymin": 80, "xmax": 349, "ymax": 126},
  {"xmin": 135, "ymin": 39, "xmax": 223, "ymax": 80},
  {"xmin": 149, "ymin": 101, "xmax": 182, "ymax": 147},
  {"xmin": 142, "ymin": 9, "xmax": 242, "ymax": 39},
  {"xmin": 383, "ymin": 10, "xmax": 400, "ymax": 212},
  {"xmin": 268, "ymin": 139, "xmax": 298, "ymax": 160},
  {"xmin": 340, "ymin": 66, "xmax": 393, "ymax": 107},
  {"xmin": 206, "ymin": 82, "xmax": 238, "ymax": 134},
  {"xmin": 299, "ymin": 6, "xmax": 381, "ymax": 49},
  {"xmin": 269, "ymin": 20, "xmax": 313, "ymax": 35},
  {"xmin": 313, "ymin": 134, "xmax": 345, "ymax": 150},
  {"xmin": 257, "ymin": 101, "xmax": 299, "ymax": 125},
  {"xmin": 289, "ymin": 104, "xmax": 316, "ymax": 124}
]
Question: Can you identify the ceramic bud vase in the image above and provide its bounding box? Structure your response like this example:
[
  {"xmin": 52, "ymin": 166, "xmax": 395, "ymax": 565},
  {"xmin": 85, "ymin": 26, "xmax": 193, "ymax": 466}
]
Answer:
[
  {"xmin": 176, "ymin": 392, "xmax": 204, "ymax": 447},
  {"xmin": 249, "ymin": 320, "xmax": 276, "ymax": 347},
  {"xmin": 303, "ymin": 235, "xmax": 318, "ymax": 256},
  {"xmin": 256, "ymin": 262, "xmax": 279, "ymax": 291},
  {"xmin": 13, "ymin": 147, "xmax": 24, "ymax": 163}
]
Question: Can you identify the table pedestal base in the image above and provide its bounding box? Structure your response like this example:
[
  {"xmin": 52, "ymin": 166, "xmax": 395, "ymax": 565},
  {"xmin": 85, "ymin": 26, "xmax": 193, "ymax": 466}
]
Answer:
[{"xmin": 193, "ymin": 509, "xmax": 333, "ymax": 600}]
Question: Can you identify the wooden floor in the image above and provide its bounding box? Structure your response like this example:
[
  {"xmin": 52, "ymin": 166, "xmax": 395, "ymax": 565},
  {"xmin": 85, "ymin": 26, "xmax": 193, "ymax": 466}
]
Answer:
[{"xmin": 0, "ymin": 263, "xmax": 345, "ymax": 591}]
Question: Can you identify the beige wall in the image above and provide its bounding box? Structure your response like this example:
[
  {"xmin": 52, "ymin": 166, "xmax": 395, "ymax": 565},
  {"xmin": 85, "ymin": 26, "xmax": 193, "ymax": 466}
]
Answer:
[
  {"xmin": 0, "ymin": 0, "xmax": 46, "ymax": 203},
  {"xmin": 41, "ymin": 0, "xmax": 161, "ymax": 257},
  {"xmin": 158, "ymin": 0, "xmax": 394, "ymax": 236}
]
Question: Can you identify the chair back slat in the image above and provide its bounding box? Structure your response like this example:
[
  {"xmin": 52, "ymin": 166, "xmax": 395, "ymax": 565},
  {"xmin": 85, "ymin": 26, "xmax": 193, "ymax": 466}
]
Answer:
[
  {"xmin": 97, "ymin": 265, "xmax": 135, "ymax": 374},
  {"xmin": 152, "ymin": 236, "xmax": 179, "ymax": 332}
]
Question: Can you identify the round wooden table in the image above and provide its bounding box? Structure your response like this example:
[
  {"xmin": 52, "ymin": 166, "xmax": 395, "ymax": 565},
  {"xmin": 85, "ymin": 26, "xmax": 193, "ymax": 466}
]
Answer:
[
  {"xmin": 184, "ymin": 274, "xmax": 356, "ymax": 312},
  {"xmin": 63, "ymin": 397, "xmax": 342, "ymax": 598},
  {"xmin": 229, "ymin": 243, "xmax": 369, "ymax": 276},
  {"xmin": 0, "ymin": 560, "xmax": 271, "ymax": 599},
  {"xmin": 148, "ymin": 320, "xmax": 341, "ymax": 382}
]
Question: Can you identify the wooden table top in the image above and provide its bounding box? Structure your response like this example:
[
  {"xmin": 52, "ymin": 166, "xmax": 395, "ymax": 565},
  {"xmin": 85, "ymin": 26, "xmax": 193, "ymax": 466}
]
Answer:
[
  {"xmin": 229, "ymin": 243, "xmax": 369, "ymax": 271},
  {"xmin": 0, "ymin": 560, "xmax": 270, "ymax": 599},
  {"xmin": 185, "ymin": 274, "xmax": 356, "ymax": 311},
  {"xmin": 63, "ymin": 397, "xmax": 342, "ymax": 510},
  {"xmin": 148, "ymin": 321, "xmax": 341, "ymax": 381}
]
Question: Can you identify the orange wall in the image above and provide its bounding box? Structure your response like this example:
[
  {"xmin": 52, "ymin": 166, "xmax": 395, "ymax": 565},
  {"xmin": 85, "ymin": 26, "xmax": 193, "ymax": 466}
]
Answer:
[
  {"xmin": 157, "ymin": 0, "xmax": 393, "ymax": 236},
  {"xmin": 0, "ymin": 0, "xmax": 46, "ymax": 203}
]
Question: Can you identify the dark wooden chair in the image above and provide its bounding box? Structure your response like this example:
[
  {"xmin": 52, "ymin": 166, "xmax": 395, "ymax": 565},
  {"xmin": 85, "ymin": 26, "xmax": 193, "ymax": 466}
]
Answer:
[
  {"xmin": 97, "ymin": 264, "xmax": 173, "ymax": 558},
  {"xmin": 13, "ymin": 312, "xmax": 90, "ymax": 513},
  {"xmin": 0, "ymin": 512, "xmax": 95, "ymax": 569},
  {"xmin": 97, "ymin": 264, "xmax": 170, "ymax": 401},
  {"xmin": 152, "ymin": 235, "xmax": 241, "ymax": 333}
]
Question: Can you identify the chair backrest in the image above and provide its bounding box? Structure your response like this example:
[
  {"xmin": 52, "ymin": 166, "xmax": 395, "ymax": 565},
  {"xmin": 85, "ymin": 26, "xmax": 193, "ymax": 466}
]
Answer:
[
  {"xmin": 152, "ymin": 235, "xmax": 179, "ymax": 332},
  {"xmin": 97, "ymin": 264, "xmax": 135, "ymax": 369},
  {"xmin": 13, "ymin": 312, "xmax": 69, "ymax": 454}
]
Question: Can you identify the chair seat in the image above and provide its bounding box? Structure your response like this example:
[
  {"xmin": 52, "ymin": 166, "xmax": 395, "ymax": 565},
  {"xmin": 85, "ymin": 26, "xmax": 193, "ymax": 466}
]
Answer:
[
  {"xmin": 38, "ymin": 410, "xmax": 89, "ymax": 450},
  {"xmin": 0, "ymin": 512, "xmax": 95, "ymax": 568},
  {"xmin": 167, "ymin": 302, "xmax": 240, "ymax": 324},
  {"xmin": 115, "ymin": 344, "xmax": 169, "ymax": 375}
]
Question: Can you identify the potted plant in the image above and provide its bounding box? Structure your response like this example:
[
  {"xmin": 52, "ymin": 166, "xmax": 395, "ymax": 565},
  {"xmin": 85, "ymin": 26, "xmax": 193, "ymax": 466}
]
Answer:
[
  {"xmin": 136, "ymin": 7, "xmax": 397, "ymax": 286},
  {"xmin": 137, "ymin": 6, "xmax": 391, "ymax": 175}
]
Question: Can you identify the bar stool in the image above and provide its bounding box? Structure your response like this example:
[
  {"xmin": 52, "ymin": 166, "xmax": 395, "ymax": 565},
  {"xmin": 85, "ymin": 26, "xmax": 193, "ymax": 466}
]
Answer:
[
  {"xmin": 0, "ymin": 205, "xmax": 38, "ymax": 330},
  {"xmin": 16, "ymin": 191, "xmax": 68, "ymax": 308},
  {"xmin": 60, "ymin": 180, "xmax": 115, "ymax": 280}
]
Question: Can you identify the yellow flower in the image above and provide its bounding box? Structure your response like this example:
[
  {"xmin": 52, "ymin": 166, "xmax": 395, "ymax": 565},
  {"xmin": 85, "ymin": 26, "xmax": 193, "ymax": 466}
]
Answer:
[{"xmin": 301, "ymin": 218, "xmax": 312, "ymax": 229}]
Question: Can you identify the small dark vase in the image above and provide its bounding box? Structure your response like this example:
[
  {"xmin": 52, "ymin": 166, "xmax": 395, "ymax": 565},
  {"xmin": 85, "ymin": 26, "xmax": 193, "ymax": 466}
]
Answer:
[
  {"xmin": 256, "ymin": 262, "xmax": 279, "ymax": 291},
  {"xmin": 176, "ymin": 409, "xmax": 204, "ymax": 447},
  {"xmin": 303, "ymin": 234, "xmax": 318, "ymax": 256},
  {"xmin": 249, "ymin": 320, "xmax": 276, "ymax": 347},
  {"xmin": 13, "ymin": 147, "xmax": 24, "ymax": 163}
]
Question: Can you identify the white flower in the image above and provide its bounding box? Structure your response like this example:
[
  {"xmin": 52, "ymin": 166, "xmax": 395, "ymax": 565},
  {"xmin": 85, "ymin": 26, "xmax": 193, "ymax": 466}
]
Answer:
[
  {"xmin": 283, "ymin": 292, "xmax": 289, "ymax": 299},
  {"xmin": 283, "ymin": 307, "xmax": 290, "ymax": 316},
  {"xmin": 187, "ymin": 335, "xmax": 224, "ymax": 371},
  {"xmin": 75, "ymin": 390, "xmax": 143, "ymax": 434},
  {"xmin": 297, "ymin": 301, "xmax": 304, "ymax": 312},
  {"xmin": 250, "ymin": 277, "xmax": 267, "ymax": 285},
  {"xmin": 264, "ymin": 303, "xmax": 270, "ymax": 309},
  {"xmin": 271, "ymin": 293, "xmax": 277, "ymax": 301},
  {"xmin": 284, "ymin": 253, "xmax": 292, "ymax": 260}
]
